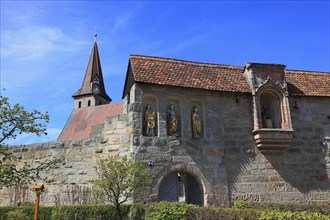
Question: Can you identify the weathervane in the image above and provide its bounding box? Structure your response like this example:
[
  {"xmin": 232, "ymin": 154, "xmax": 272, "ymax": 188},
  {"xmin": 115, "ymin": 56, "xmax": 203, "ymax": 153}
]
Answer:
[{"xmin": 94, "ymin": 25, "xmax": 97, "ymax": 42}]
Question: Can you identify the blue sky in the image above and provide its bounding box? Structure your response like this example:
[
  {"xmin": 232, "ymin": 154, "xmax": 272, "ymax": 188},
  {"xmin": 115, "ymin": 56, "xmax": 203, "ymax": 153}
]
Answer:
[{"xmin": 1, "ymin": 1, "xmax": 329, "ymax": 145}]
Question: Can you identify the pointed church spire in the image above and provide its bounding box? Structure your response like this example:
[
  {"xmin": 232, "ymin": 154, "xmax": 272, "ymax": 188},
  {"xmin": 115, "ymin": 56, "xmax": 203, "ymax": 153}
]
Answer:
[{"xmin": 72, "ymin": 36, "xmax": 111, "ymax": 109}]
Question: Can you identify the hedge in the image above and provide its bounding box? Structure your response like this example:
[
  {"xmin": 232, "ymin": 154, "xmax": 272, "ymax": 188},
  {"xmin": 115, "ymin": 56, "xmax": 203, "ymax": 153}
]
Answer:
[
  {"xmin": 145, "ymin": 201, "xmax": 193, "ymax": 220},
  {"xmin": 186, "ymin": 207, "xmax": 259, "ymax": 220},
  {"xmin": 258, "ymin": 210, "xmax": 330, "ymax": 220},
  {"xmin": 1, "ymin": 202, "xmax": 329, "ymax": 220},
  {"xmin": 0, "ymin": 204, "xmax": 138, "ymax": 220},
  {"xmin": 186, "ymin": 207, "xmax": 330, "ymax": 220},
  {"xmin": 246, "ymin": 202, "xmax": 330, "ymax": 215},
  {"xmin": 145, "ymin": 202, "xmax": 330, "ymax": 220}
]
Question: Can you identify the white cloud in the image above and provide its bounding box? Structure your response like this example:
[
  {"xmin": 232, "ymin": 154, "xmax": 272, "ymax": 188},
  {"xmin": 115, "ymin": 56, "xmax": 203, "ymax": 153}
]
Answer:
[
  {"xmin": 1, "ymin": 26, "xmax": 65, "ymax": 61},
  {"xmin": 153, "ymin": 30, "xmax": 215, "ymax": 56},
  {"xmin": 111, "ymin": 12, "xmax": 133, "ymax": 32}
]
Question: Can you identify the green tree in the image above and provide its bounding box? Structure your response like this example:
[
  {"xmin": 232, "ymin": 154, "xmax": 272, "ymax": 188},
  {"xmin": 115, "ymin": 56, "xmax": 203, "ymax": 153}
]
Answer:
[
  {"xmin": 0, "ymin": 95, "xmax": 60, "ymax": 188},
  {"xmin": 94, "ymin": 155, "xmax": 151, "ymax": 220}
]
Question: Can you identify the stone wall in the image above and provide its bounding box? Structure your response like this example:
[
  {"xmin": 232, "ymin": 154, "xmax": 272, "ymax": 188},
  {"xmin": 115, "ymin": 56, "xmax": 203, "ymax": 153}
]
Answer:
[
  {"xmin": 130, "ymin": 83, "xmax": 330, "ymax": 206},
  {"xmin": 0, "ymin": 113, "xmax": 132, "ymax": 206},
  {"xmin": 1, "ymin": 83, "xmax": 329, "ymax": 207},
  {"xmin": 224, "ymin": 96, "xmax": 330, "ymax": 204}
]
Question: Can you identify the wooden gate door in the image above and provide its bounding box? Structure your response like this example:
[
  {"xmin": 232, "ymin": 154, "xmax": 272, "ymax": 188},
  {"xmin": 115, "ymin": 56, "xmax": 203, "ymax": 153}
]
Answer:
[
  {"xmin": 158, "ymin": 171, "xmax": 179, "ymax": 202},
  {"xmin": 186, "ymin": 174, "xmax": 203, "ymax": 206}
]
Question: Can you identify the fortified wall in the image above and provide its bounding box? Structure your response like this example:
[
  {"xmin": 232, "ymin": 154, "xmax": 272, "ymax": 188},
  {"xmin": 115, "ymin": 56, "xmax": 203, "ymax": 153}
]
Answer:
[
  {"xmin": 127, "ymin": 83, "xmax": 330, "ymax": 206},
  {"xmin": 0, "ymin": 113, "xmax": 132, "ymax": 206},
  {"xmin": 1, "ymin": 84, "xmax": 330, "ymax": 207},
  {"xmin": 1, "ymin": 48, "xmax": 329, "ymax": 207}
]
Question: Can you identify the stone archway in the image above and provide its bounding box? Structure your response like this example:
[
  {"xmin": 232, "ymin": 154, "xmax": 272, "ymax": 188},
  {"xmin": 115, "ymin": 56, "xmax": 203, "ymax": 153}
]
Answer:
[{"xmin": 158, "ymin": 171, "xmax": 204, "ymax": 206}]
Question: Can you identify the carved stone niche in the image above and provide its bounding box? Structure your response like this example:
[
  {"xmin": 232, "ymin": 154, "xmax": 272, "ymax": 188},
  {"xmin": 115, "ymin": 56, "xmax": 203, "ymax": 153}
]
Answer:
[{"xmin": 244, "ymin": 63, "xmax": 293, "ymax": 151}]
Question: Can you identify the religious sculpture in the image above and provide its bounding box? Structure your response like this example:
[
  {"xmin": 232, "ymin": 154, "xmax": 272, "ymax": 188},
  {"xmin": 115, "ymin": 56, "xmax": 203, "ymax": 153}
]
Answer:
[
  {"xmin": 191, "ymin": 106, "xmax": 202, "ymax": 138},
  {"xmin": 167, "ymin": 104, "xmax": 179, "ymax": 136},
  {"xmin": 261, "ymin": 103, "xmax": 272, "ymax": 128},
  {"xmin": 144, "ymin": 104, "xmax": 156, "ymax": 136}
]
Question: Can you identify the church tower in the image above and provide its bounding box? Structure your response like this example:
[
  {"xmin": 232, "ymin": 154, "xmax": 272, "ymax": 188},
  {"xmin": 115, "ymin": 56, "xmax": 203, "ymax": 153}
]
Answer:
[{"xmin": 72, "ymin": 35, "xmax": 111, "ymax": 109}]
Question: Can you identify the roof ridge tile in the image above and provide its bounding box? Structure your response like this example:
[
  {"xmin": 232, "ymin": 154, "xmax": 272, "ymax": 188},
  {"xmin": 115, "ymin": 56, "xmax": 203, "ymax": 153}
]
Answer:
[{"xmin": 130, "ymin": 54, "xmax": 243, "ymax": 70}]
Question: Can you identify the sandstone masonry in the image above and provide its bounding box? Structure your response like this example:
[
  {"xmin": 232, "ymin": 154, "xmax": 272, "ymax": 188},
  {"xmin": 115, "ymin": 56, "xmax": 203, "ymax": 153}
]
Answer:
[{"xmin": 1, "ymin": 53, "xmax": 329, "ymax": 207}]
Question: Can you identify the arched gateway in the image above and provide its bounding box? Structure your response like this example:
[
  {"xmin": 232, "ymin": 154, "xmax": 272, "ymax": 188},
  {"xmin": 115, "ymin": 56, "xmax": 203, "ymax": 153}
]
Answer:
[{"xmin": 158, "ymin": 171, "xmax": 204, "ymax": 206}]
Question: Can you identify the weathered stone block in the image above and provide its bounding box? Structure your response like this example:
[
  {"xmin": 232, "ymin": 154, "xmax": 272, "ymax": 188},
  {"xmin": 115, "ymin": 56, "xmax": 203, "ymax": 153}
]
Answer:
[
  {"xmin": 224, "ymin": 147, "xmax": 240, "ymax": 156},
  {"xmin": 95, "ymin": 149, "xmax": 103, "ymax": 153},
  {"xmin": 146, "ymin": 146, "xmax": 161, "ymax": 153},
  {"xmin": 224, "ymin": 141, "xmax": 237, "ymax": 147},
  {"xmin": 119, "ymin": 114, "xmax": 128, "ymax": 121},
  {"xmin": 78, "ymin": 170, "xmax": 87, "ymax": 175},
  {"xmin": 172, "ymin": 156, "xmax": 192, "ymax": 163}
]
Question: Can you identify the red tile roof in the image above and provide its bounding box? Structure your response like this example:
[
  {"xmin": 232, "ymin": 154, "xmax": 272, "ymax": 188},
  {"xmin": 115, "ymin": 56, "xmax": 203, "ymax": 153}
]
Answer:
[
  {"xmin": 126, "ymin": 55, "xmax": 251, "ymax": 96},
  {"xmin": 57, "ymin": 102, "xmax": 123, "ymax": 141},
  {"xmin": 285, "ymin": 70, "xmax": 330, "ymax": 96},
  {"xmin": 124, "ymin": 55, "xmax": 330, "ymax": 97}
]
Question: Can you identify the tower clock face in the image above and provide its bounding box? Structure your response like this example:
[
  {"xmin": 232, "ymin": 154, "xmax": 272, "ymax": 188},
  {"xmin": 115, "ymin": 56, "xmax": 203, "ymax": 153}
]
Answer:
[
  {"xmin": 92, "ymin": 76, "xmax": 100, "ymax": 95},
  {"xmin": 92, "ymin": 84, "xmax": 100, "ymax": 95}
]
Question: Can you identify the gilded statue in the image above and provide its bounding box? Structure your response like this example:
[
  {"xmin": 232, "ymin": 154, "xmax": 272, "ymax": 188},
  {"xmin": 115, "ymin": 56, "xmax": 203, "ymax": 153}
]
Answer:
[
  {"xmin": 192, "ymin": 106, "xmax": 202, "ymax": 138},
  {"xmin": 144, "ymin": 104, "xmax": 156, "ymax": 136},
  {"xmin": 167, "ymin": 104, "xmax": 179, "ymax": 136}
]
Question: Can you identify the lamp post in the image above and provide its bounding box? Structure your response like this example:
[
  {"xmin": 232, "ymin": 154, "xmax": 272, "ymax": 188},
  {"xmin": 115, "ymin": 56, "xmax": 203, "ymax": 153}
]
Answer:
[{"xmin": 32, "ymin": 183, "xmax": 45, "ymax": 220}]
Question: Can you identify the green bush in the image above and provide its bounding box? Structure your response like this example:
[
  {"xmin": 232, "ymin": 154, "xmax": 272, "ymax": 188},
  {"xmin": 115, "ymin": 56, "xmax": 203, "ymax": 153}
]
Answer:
[
  {"xmin": 51, "ymin": 205, "xmax": 132, "ymax": 220},
  {"xmin": 0, "ymin": 204, "xmax": 134, "ymax": 220},
  {"xmin": 233, "ymin": 199, "xmax": 248, "ymax": 209},
  {"xmin": 186, "ymin": 207, "xmax": 330, "ymax": 220},
  {"xmin": 0, "ymin": 207, "xmax": 16, "ymax": 220},
  {"xmin": 0, "ymin": 206, "xmax": 53, "ymax": 220},
  {"xmin": 258, "ymin": 210, "xmax": 330, "ymax": 220},
  {"xmin": 145, "ymin": 201, "xmax": 193, "ymax": 220},
  {"xmin": 15, "ymin": 206, "xmax": 34, "ymax": 218},
  {"xmin": 1, "ymin": 202, "xmax": 329, "ymax": 220},
  {"xmin": 6, "ymin": 209, "xmax": 29, "ymax": 220},
  {"xmin": 248, "ymin": 202, "xmax": 330, "ymax": 215},
  {"xmin": 38, "ymin": 207, "xmax": 53, "ymax": 220},
  {"xmin": 186, "ymin": 207, "xmax": 259, "ymax": 220}
]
